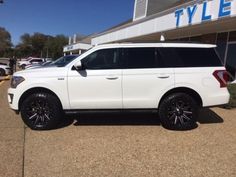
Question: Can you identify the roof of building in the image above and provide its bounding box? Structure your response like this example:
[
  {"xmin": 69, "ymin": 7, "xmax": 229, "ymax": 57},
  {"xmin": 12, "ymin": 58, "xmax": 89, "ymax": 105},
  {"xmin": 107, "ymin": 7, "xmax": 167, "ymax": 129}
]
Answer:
[{"xmin": 92, "ymin": 0, "xmax": 197, "ymax": 38}]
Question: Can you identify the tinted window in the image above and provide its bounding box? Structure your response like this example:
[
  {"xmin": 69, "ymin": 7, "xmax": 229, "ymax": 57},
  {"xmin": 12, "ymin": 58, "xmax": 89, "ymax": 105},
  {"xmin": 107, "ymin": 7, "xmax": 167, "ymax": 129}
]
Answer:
[
  {"xmin": 30, "ymin": 59, "xmax": 43, "ymax": 63},
  {"xmin": 82, "ymin": 49, "xmax": 120, "ymax": 69},
  {"xmin": 52, "ymin": 55, "xmax": 78, "ymax": 67},
  {"xmin": 158, "ymin": 48, "xmax": 223, "ymax": 68},
  {"xmin": 123, "ymin": 48, "xmax": 157, "ymax": 69}
]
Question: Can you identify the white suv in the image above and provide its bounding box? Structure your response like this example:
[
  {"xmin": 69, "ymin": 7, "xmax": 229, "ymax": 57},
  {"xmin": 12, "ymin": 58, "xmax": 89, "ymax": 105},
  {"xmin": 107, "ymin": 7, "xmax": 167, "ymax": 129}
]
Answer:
[{"xmin": 8, "ymin": 43, "xmax": 230, "ymax": 130}]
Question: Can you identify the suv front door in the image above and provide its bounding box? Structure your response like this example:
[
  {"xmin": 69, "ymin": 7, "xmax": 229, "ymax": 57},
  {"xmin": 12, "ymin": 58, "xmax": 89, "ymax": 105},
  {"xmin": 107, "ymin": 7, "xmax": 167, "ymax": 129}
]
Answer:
[{"xmin": 68, "ymin": 49, "xmax": 122, "ymax": 109}]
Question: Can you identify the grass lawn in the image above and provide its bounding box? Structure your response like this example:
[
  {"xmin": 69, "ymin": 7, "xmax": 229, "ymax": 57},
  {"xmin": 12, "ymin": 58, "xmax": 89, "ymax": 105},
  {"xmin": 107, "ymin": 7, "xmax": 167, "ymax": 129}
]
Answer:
[{"xmin": 228, "ymin": 83, "xmax": 236, "ymax": 108}]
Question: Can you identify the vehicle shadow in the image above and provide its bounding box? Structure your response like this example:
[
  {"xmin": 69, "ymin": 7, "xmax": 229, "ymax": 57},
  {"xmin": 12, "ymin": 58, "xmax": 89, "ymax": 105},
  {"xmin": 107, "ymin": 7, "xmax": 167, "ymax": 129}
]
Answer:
[
  {"xmin": 197, "ymin": 108, "xmax": 224, "ymax": 124},
  {"xmin": 55, "ymin": 108, "xmax": 224, "ymax": 130},
  {"xmin": 68, "ymin": 112, "xmax": 160, "ymax": 127}
]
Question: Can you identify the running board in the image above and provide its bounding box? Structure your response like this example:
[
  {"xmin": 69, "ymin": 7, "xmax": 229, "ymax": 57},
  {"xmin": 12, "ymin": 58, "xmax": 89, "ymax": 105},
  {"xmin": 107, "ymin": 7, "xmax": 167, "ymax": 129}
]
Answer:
[{"xmin": 64, "ymin": 109, "xmax": 158, "ymax": 115}]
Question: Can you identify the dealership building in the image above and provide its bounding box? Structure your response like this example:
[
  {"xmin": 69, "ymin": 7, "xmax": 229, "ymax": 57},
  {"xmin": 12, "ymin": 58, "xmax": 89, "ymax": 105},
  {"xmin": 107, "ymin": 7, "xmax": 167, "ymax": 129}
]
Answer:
[{"xmin": 63, "ymin": 0, "xmax": 236, "ymax": 78}]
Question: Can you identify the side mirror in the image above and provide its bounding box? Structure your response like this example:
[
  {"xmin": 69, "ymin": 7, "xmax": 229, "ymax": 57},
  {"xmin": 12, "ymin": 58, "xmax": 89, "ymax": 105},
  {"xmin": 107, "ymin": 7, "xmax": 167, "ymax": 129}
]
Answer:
[{"xmin": 74, "ymin": 60, "xmax": 83, "ymax": 70}]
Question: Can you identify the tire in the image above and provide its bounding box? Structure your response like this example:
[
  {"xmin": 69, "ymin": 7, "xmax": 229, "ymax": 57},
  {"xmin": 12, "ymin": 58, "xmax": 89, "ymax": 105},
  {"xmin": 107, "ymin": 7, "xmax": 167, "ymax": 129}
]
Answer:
[
  {"xmin": 20, "ymin": 93, "xmax": 62, "ymax": 130},
  {"xmin": 158, "ymin": 93, "xmax": 199, "ymax": 130},
  {"xmin": 0, "ymin": 68, "xmax": 5, "ymax": 76}
]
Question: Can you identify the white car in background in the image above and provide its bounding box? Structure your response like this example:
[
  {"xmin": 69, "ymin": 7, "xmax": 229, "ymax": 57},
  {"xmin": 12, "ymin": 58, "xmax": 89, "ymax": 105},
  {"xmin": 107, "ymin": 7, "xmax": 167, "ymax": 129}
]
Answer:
[
  {"xmin": 25, "ymin": 61, "xmax": 53, "ymax": 70},
  {"xmin": 0, "ymin": 63, "xmax": 11, "ymax": 76},
  {"xmin": 18, "ymin": 57, "xmax": 44, "ymax": 69}
]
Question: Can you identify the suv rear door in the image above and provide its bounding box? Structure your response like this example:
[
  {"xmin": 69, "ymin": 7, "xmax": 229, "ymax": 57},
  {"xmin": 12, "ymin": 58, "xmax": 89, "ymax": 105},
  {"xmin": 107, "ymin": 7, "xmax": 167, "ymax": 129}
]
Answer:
[
  {"xmin": 158, "ymin": 47, "xmax": 225, "ymax": 106},
  {"xmin": 122, "ymin": 47, "xmax": 175, "ymax": 108}
]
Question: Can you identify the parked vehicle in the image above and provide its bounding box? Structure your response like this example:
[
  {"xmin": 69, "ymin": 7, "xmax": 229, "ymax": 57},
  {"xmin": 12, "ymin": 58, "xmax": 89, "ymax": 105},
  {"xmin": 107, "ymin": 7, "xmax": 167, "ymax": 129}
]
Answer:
[
  {"xmin": 0, "ymin": 63, "xmax": 11, "ymax": 76},
  {"xmin": 8, "ymin": 43, "xmax": 230, "ymax": 130},
  {"xmin": 25, "ymin": 61, "xmax": 53, "ymax": 70},
  {"xmin": 18, "ymin": 57, "xmax": 44, "ymax": 69}
]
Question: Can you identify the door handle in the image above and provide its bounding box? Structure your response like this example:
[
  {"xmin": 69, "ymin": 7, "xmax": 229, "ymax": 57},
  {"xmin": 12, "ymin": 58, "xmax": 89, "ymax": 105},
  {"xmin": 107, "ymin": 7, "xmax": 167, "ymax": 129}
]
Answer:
[
  {"xmin": 157, "ymin": 75, "xmax": 170, "ymax": 79},
  {"xmin": 106, "ymin": 76, "xmax": 119, "ymax": 80}
]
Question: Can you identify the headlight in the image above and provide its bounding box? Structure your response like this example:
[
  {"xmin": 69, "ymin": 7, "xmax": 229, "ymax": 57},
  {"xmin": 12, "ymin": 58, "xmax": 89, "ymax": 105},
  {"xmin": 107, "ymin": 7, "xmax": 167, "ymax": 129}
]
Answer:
[{"xmin": 11, "ymin": 76, "xmax": 25, "ymax": 88}]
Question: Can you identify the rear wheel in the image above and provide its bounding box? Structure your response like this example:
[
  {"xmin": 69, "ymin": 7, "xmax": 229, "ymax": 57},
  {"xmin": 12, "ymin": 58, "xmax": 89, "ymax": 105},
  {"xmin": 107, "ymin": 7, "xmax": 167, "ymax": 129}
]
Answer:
[
  {"xmin": 0, "ymin": 68, "xmax": 5, "ymax": 76},
  {"xmin": 21, "ymin": 93, "xmax": 62, "ymax": 130},
  {"xmin": 159, "ymin": 93, "xmax": 198, "ymax": 130}
]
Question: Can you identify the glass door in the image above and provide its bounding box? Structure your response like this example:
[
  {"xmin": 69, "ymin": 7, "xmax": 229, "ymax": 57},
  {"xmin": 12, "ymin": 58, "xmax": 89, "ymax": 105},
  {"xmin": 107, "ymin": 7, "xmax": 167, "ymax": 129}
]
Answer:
[{"xmin": 225, "ymin": 42, "xmax": 236, "ymax": 80}]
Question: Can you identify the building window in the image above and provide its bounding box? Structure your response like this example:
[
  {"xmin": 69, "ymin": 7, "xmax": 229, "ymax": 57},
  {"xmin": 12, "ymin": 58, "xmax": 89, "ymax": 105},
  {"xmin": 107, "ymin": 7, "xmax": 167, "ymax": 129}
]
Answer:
[
  {"xmin": 225, "ymin": 43, "xmax": 236, "ymax": 80},
  {"xmin": 229, "ymin": 31, "xmax": 236, "ymax": 42},
  {"xmin": 133, "ymin": 0, "xmax": 148, "ymax": 20},
  {"xmin": 216, "ymin": 32, "xmax": 229, "ymax": 64}
]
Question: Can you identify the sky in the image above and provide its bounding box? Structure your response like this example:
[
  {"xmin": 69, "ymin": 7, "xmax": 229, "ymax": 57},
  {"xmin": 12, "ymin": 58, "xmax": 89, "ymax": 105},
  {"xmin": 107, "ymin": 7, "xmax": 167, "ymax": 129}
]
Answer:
[{"xmin": 0, "ymin": 0, "xmax": 134, "ymax": 45}]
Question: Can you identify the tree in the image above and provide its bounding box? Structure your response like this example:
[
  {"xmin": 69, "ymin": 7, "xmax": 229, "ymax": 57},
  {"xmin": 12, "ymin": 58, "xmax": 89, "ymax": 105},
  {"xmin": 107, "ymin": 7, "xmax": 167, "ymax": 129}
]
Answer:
[
  {"xmin": 15, "ymin": 33, "xmax": 33, "ymax": 58},
  {"xmin": 47, "ymin": 35, "xmax": 68, "ymax": 59},
  {"xmin": 16, "ymin": 33, "xmax": 68, "ymax": 59},
  {"xmin": 0, "ymin": 27, "xmax": 12, "ymax": 57}
]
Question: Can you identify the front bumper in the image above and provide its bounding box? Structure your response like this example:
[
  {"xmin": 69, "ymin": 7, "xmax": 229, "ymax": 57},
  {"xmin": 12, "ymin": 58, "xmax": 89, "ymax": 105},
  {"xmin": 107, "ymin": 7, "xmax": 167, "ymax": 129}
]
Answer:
[{"xmin": 8, "ymin": 88, "xmax": 19, "ymax": 111}]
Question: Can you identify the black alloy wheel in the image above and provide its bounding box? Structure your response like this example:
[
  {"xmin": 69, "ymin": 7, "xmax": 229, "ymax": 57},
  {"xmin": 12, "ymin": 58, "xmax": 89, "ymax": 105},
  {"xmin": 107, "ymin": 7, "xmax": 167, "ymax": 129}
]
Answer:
[
  {"xmin": 21, "ymin": 93, "xmax": 62, "ymax": 130},
  {"xmin": 159, "ymin": 93, "xmax": 198, "ymax": 130}
]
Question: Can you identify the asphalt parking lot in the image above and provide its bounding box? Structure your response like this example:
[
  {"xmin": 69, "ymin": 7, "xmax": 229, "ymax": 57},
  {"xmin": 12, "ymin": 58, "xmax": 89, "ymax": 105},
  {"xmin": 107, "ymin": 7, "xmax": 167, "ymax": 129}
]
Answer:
[{"xmin": 0, "ymin": 77, "xmax": 236, "ymax": 177}]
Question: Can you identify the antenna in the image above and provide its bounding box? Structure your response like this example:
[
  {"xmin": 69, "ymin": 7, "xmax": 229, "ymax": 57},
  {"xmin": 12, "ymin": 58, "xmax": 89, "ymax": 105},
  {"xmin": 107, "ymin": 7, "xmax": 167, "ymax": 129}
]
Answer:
[{"xmin": 160, "ymin": 34, "xmax": 165, "ymax": 41}]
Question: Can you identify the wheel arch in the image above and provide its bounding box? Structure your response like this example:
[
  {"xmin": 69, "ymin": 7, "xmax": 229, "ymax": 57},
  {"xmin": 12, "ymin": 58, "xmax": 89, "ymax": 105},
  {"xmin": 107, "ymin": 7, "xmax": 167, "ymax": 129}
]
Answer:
[
  {"xmin": 18, "ymin": 87, "xmax": 63, "ymax": 112},
  {"xmin": 158, "ymin": 87, "xmax": 203, "ymax": 108}
]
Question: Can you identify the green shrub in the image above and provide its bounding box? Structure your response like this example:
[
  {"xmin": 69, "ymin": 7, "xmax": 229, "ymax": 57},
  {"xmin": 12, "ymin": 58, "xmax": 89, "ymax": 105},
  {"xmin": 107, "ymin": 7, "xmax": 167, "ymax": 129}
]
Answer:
[{"xmin": 228, "ymin": 83, "xmax": 236, "ymax": 108}]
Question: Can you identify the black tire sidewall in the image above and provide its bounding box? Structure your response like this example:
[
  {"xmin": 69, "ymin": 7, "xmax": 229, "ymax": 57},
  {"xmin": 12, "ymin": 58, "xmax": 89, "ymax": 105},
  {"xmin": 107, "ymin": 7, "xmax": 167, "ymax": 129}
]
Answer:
[
  {"xmin": 0, "ymin": 69, "xmax": 5, "ymax": 76},
  {"xmin": 21, "ymin": 93, "xmax": 62, "ymax": 130},
  {"xmin": 159, "ymin": 93, "xmax": 198, "ymax": 130}
]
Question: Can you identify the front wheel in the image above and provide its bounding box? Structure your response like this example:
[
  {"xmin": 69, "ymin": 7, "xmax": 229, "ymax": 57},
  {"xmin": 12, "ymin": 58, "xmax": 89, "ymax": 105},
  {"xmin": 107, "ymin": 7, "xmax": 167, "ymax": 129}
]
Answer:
[
  {"xmin": 159, "ymin": 93, "xmax": 199, "ymax": 130},
  {"xmin": 0, "ymin": 68, "xmax": 5, "ymax": 76},
  {"xmin": 21, "ymin": 93, "xmax": 62, "ymax": 130}
]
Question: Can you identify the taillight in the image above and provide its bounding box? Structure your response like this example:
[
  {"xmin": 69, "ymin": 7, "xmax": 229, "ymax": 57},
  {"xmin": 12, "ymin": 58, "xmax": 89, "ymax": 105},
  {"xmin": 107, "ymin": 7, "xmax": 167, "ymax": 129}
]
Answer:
[{"xmin": 213, "ymin": 70, "xmax": 229, "ymax": 88}]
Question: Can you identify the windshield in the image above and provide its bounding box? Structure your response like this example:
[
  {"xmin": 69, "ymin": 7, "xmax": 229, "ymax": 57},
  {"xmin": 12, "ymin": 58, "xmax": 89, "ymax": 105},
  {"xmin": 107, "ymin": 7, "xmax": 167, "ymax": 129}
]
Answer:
[{"xmin": 51, "ymin": 55, "xmax": 78, "ymax": 67}]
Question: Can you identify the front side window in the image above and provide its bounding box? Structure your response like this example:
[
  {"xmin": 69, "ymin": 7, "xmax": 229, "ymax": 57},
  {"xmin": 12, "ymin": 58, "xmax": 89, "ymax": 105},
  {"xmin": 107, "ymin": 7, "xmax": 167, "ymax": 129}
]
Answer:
[
  {"xmin": 123, "ymin": 48, "xmax": 157, "ymax": 69},
  {"xmin": 82, "ymin": 49, "xmax": 120, "ymax": 69},
  {"xmin": 52, "ymin": 55, "xmax": 78, "ymax": 67}
]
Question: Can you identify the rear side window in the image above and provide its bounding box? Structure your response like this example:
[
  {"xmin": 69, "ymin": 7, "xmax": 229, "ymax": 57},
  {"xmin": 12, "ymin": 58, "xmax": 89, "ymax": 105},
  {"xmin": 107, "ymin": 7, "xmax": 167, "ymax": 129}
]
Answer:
[
  {"xmin": 123, "ymin": 48, "xmax": 157, "ymax": 69},
  {"xmin": 158, "ymin": 48, "xmax": 223, "ymax": 68}
]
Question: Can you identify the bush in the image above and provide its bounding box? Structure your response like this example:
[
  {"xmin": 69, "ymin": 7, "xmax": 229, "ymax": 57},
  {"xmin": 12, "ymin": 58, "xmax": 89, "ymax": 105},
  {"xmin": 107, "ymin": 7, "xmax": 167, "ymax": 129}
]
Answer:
[{"xmin": 228, "ymin": 83, "xmax": 236, "ymax": 108}]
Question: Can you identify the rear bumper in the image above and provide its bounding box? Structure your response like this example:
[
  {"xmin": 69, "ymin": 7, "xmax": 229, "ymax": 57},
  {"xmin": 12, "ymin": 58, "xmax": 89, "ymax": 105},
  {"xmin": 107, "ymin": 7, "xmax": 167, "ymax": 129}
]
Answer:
[{"xmin": 203, "ymin": 89, "xmax": 230, "ymax": 107}]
